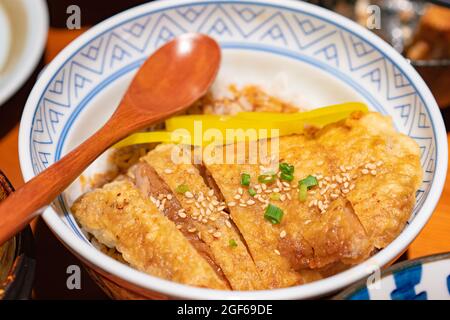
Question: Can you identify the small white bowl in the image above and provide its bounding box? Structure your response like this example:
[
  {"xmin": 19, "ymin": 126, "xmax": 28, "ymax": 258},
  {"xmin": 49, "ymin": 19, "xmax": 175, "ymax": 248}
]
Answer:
[
  {"xmin": 0, "ymin": 0, "xmax": 48, "ymax": 106},
  {"xmin": 19, "ymin": 0, "xmax": 447, "ymax": 299}
]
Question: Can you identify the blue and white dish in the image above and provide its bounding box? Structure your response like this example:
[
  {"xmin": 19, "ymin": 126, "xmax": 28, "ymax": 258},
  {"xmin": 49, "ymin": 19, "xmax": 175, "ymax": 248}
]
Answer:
[
  {"xmin": 18, "ymin": 0, "xmax": 447, "ymax": 299},
  {"xmin": 335, "ymin": 252, "xmax": 450, "ymax": 300}
]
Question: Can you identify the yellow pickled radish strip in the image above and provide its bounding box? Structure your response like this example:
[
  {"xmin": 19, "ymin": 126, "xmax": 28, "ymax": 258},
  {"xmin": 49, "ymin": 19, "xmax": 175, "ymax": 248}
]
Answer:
[{"xmin": 114, "ymin": 102, "xmax": 369, "ymax": 148}]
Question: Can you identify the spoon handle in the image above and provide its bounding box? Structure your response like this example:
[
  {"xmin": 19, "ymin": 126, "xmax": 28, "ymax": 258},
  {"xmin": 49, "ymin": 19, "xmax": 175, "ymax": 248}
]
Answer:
[{"xmin": 0, "ymin": 120, "xmax": 120, "ymax": 245}]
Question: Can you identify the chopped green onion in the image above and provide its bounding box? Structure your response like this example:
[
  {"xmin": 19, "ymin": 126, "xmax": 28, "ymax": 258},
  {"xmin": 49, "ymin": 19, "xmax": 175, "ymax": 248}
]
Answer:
[
  {"xmin": 299, "ymin": 175, "xmax": 318, "ymax": 190},
  {"xmin": 248, "ymin": 188, "xmax": 257, "ymax": 197},
  {"xmin": 279, "ymin": 162, "xmax": 294, "ymax": 175},
  {"xmin": 298, "ymin": 183, "xmax": 308, "ymax": 202},
  {"xmin": 240, "ymin": 173, "xmax": 251, "ymax": 186},
  {"xmin": 264, "ymin": 204, "xmax": 284, "ymax": 224},
  {"xmin": 270, "ymin": 192, "xmax": 281, "ymax": 201},
  {"xmin": 175, "ymin": 184, "xmax": 189, "ymax": 194},
  {"xmin": 258, "ymin": 173, "xmax": 276, "ymax": 184},
  {"xmin": 229, "ymin": 239, "xmax": 238, "ymax": 248},
  {"xmin": 280, "ymin": 172, "xmax": 294, "ymax": 182}
]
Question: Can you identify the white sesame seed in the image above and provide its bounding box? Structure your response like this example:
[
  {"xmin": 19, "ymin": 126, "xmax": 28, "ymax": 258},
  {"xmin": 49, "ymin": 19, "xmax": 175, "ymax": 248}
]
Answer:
[
  {"xmin": 208, "ymin": 189, "xmax": 214, "ymax": 197},
  {"xmin": 340, "ymin": 165, "xmax": 346, "ymax": 173},
  {"xmin": 304, "ymin": 220, "xmax": 312, "ymax": 225},
  {"xmin": 176, "ymin": 225, "xmax": 182, "ymax": 229},
  {"xmin": 247, "ymin": 199, "xmax": 255, "ymax": 205},
  {"xmin": 376, "ymin": 161, "xmax": 383, "ymax": 167},
  {"xmin": 164, "ymin": 168, "xmax": 173, "ymax": 174},
  {"xmin": 274, "ymin": 249, "xmax": 281, "ymax": 255},
  {"xmin": 166, "ymin": 194, "xmax": 173, "ymax": 200},
  {"xmin": 213, "ymin": 231, "xmax": 221, "ymax": 238},
  {"xmin": 370, "ymin": 169, "xmax": 377, "ymax": 175},
  {"xmin": 238, "ymin": 187, "xmax": 244, "ymax": 195},
  {"xmin": 185, "ymin": 191, "xmax": 194, "ymax": 198},
  {"xmin": 234, "ymin": 194, "xmax": 241, "ymax": 200},
  {"xmin": 178, "ymin": 211, "xmax": 187, "ymax": 218},
  {"xmin": 280, "ymin": 230, "xmax": 287, "ymax": 238},
  {"xmin": 202, "ymin": 218, "xmax": 208, "ymax": 223},
  {"xmin": 225, "ymin": 220, "xmax": 232, "ymax": 228},
  {"xmin": 344, "ymin": 182, "xmax": 349, "ymax": 189},
  {"xmin": 239, "ymin": 203, "xmax": 247, "ymax": 207},
  {"xmin": 342, "ymin": 188, "xmax": 350, "ymax": 194},
  {"xmin": 273, "ymin": 188, "xmax": 280, "ymax": 193},
  {"xmin": 228, "ymin": 201, "xmax": 236, "ymax": 207},
  {"xmin": 188, "ymin": 227, "xmax": 197, "ymax": 233},
  {"xmin": 366, "ymin": 163, "xmax": 376, "ymax": 170},
  {"xmin": 286, "ymin": 193, "xmax": 292, "ymax": 200},
  {"xmin": 317, "ymin": 160, "xmax": 324, "ymax": 166},
  {"xmin": 280, "ymin": 194, "xmax": 286, "ymax": 202},
  {"xmin": 330, "ymin": 193, "xmax": 338, "ymax": 200},
  {"xmin": 361, "ymin": 168, "xmax": 369, "ymax": 175},
  {"xmin": 349, "ymin": 184, "xmax": 355, "ymax": 190}
]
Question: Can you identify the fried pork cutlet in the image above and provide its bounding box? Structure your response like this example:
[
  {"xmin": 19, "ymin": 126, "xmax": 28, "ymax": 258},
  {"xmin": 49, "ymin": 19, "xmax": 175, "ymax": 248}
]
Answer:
[
  {"xmin": 72, "ymin": 111, "xmax": 422, "ymax": 290},
  {"xmin": 71, "ymin": 180, "xmax": 228, "ymax": 290},
  {"xmin": 204, "ymin": 112, "xmax": 422, "ymax": 273},
  {"xmin": 140, "ymin": 144, "xmax": 266, "ymax": 290}
]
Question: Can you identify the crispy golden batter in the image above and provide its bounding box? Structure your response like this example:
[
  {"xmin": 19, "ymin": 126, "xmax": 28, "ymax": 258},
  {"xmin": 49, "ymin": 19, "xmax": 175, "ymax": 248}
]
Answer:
[
  {"xmin": 142, "ymin": 144, "xmax": 265, "ymax": 290},
  {"xmin": 316, "ymin": 112, "xmax": 423, "ymax": 248},
  {"xmin": 71, "ymin": 180, "xmax": 227, "ymax": 289}
]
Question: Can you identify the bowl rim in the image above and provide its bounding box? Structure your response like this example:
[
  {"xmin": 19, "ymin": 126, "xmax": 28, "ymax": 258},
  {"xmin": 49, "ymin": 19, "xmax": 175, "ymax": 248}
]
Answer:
[
  {"xmin": 333, "ymin": 251, "xmax": 450, "ymax": 300},
  {"xmin": 0, "ymin": 0, "xmax": 48, "ymax": 106},
  {"xmin": 18, "ymin": 0, "xmax": 448, "ymax": 299}
]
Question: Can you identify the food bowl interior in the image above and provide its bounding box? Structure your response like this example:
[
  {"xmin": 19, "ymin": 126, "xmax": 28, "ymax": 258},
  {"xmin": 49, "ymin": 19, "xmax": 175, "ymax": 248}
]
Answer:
[{"xmin": 19, "ymin": 0, "xmax": 447, "ymax": 299}]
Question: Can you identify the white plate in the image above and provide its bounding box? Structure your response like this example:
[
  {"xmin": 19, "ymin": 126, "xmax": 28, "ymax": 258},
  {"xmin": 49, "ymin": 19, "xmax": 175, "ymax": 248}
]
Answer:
[
  {"xmin": 0, "ymin": 0, "xmax": 48, "ymax": 106},
  {"xmin": 19, "ymin": 0, "xmax": 447, "ymax": 299},
  {"xmin": 0, "ymin": 3, "xmax": 11, "ymax": 73}
]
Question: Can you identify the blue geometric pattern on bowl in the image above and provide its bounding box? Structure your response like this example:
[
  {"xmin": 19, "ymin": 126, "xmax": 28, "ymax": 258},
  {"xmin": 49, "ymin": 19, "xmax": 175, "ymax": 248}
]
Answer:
[
  {"xmin": 28, "ymin": 1, "xmax": 436, "ymax": 239},
  {"xmin": 340, "ymin": 253, "xmax": 450, "ymax": 300}
]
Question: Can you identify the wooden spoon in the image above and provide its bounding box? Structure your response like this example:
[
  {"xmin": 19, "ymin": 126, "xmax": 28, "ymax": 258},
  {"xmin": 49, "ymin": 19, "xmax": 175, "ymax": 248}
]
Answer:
[{"xmin": 0, "ymin": 33, "xmax": 221, "ymax": 245}]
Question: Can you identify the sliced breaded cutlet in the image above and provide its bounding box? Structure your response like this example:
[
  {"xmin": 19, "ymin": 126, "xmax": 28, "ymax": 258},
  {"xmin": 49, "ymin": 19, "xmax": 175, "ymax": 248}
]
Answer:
[
  {"xmin": 204, "ymin": 112, "xmax": 422, "ymax": 273},
  {"xmin": 71, "ymin": 180, "xmax": 228, "ymax": 289},
  {"xmin": 141, "ymin": 144, "xmax": 265, "ymax": 290}
]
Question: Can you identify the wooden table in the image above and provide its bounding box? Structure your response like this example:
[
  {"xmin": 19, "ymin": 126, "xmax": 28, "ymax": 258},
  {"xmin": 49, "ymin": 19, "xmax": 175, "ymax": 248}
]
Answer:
[{"xmin": 0, "ymin": 26, "xmax": 449, "ymax": 299}]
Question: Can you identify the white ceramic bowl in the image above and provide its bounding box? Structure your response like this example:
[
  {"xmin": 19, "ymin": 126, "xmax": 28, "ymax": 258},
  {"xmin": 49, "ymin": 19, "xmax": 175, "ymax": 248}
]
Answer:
[
  {"xmin": 19, "ymin": 0, "xmax": 447, "ymax": 299},
  {"xmin": 0, "ymin": 0, "xmax": 48, "ymax": 106}
]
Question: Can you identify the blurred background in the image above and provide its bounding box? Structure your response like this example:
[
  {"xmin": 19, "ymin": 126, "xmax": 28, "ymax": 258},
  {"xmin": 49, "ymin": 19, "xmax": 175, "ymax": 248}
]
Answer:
[{"xmin": 0, "ymin": 0, "xmax": 449, "ymax": 299}]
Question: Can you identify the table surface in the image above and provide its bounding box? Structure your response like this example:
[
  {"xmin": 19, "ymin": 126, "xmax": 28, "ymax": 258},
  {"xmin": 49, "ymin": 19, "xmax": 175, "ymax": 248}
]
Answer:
[{"xmin": 0, "ymin": 25, "xmax": 449, "ymax": 299}]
